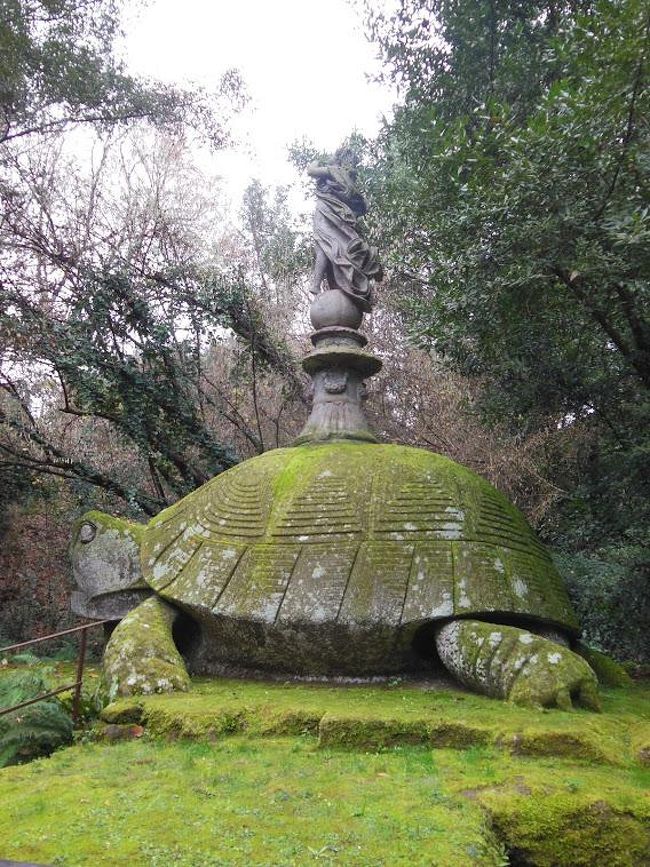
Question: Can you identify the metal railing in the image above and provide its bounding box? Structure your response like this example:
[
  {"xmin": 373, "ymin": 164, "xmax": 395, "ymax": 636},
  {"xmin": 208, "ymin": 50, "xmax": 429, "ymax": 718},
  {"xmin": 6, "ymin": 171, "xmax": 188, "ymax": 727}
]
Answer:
[{"xmin": 0, "ymin": 620, "xmax": 111, "ymax": 723}]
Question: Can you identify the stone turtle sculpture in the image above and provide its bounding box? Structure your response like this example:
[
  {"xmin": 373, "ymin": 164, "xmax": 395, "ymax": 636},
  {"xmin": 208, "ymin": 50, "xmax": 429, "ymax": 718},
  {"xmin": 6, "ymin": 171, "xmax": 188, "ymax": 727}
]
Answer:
[{"xmin": 71, "ymin": 442, "xmax": 599, "ymax": 710}]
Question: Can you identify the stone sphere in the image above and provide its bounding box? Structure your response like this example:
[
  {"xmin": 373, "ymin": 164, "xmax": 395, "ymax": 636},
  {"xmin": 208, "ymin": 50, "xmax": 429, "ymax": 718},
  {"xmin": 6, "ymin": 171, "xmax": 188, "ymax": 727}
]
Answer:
[{"xmin": 310, "ymin": 289, "xmax": 363, "ymax": 330}]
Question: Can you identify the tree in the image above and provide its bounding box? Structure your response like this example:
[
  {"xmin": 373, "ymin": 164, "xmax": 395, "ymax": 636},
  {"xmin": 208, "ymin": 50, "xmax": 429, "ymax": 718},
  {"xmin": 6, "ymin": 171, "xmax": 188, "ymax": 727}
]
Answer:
[
  {"xmin": 0, "ymin": 0, "xmax": 244, "ymax": 146},
  {"xmin": 0, "ymin": 0, "xmax": 250, "ymax": 515},
  {"xmin": 0, "ymin": 1, "xmax": 307, "ymax": 516},
  {"xmin": 366, "ymin": 0, "xmax": 650, "ymax": 660},
  {"xmin": 0, "ymin": 135, "xmax": 306, "ymax": 515},
  {"xmin": 367, "ymin": 0, "xmax": 649, "ymax": 409}
]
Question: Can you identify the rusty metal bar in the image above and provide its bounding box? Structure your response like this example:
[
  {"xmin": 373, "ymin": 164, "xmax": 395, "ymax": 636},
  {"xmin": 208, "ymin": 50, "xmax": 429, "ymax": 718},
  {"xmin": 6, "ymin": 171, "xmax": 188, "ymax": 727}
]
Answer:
[
  {"xmin": 0, "ymin": 619, "xmax": 112, "ymax": 655},
  {"xmin": 0, "ymin": 619, "xmax": 111, "ymax": 724},
  {"xmin": 72, "ymin": 628, "xmax": 88, "ymax": 724},
  {"xmin": 0, "ymin": 682, "xmax": 81, "ymax": 717}
]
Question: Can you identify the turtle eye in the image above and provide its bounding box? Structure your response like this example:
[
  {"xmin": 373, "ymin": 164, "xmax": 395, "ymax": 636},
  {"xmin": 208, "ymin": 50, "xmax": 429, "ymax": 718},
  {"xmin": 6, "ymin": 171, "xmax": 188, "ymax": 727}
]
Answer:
[{"xmin": 79, "ymin": 522, "xmax": 96, "ymax": 544}]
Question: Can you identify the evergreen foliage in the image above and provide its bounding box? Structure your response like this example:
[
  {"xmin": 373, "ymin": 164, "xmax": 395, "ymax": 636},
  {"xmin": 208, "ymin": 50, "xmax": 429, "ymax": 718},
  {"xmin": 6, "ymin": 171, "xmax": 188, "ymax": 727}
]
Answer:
[
  {"xmin": 366, "ymin": 0, "xmax": 650, "ymax": 660},
  {"xmin": 0, "ymin": 0, "xmax": 244, "ymax": 146},
  {"xmin": 0, "ymin": 668, "xmax": 73, "ymax": 766}
]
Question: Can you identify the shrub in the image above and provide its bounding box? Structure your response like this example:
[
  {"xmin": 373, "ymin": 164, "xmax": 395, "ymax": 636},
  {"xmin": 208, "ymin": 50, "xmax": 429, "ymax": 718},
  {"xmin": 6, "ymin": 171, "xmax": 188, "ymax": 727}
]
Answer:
[
  {"xmin": 0, "ymin": 669, "xmax": 73, "ymax": 767},
  {"xmin": 554, "ymin": 551, "xmax": 650, "ymax": 665}
]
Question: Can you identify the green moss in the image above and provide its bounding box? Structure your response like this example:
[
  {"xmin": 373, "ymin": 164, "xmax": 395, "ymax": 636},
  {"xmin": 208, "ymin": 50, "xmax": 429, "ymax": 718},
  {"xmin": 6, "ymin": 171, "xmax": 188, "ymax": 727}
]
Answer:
[
  {"xmin": 440, "ymin": 620, "xmax": 600, "ymax": 711},
  {"xmin": 502, "ymin": 730, "xmax": 610, "ymax": 762},
  {"xmin": 94, "ymin": 440, "xmax": 585, "ymax": 689},
  {"xmin": 318, "ymin": 714, "xmax": 433, "ymax": 749},
  {"xmin": 137, "ymin": 441, "xmax": 578, "ymax": 640},
  {"xmin": 1, "ymin": 673, "xmax": 649, "ymax": 865},
  {"xmin": 0, "ymin": 739, "xmax": 506, "ymax": 866},
  {"xmin": 440, "ymin": 742, "xmax": 650, "ymax": 866},
  {"xmin": 429, "ymin": 722, "xmax": 492, "ymax": 749},
  {"xmin": 101, "ymin": 677, "xmax": 648, "ymax": 766},
  {"xmin": 486, "ymin": 793, "xmax": 648, "ymax": 866},
  {"xmin": 508, "ymin": 650, "xmax": 598, "ymax": 711},
  {"xmin": 1, "ymin": 734, "xmax": 648, "ymax": 866},
  {"xmin": 631, "ymin": 723, "xmax": 650, "ymax": 766},
  {"xmin": 73, "ymin": 510, "xmax": 145, "ymax": 547},
  {"xmin": 102, "ymin": 597, "xmax": 190, "ymax": 699},
  {"xmin": 576, "ymin": 643, "xmax": 633, "ymax": 687},
  {"xmin": 317, "ymin": 714, "xmax": 493, "ymax": 751},
  {"xmin": 101, "ymin": 701, "xmax": 145, "ymax": 725}
]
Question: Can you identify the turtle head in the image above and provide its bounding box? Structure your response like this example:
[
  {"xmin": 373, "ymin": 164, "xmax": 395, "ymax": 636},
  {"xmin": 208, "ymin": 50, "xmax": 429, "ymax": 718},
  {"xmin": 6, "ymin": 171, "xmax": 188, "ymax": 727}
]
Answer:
[{"xmin": 70, "ymin": 510, "xmax": 151, "ymax": 621}]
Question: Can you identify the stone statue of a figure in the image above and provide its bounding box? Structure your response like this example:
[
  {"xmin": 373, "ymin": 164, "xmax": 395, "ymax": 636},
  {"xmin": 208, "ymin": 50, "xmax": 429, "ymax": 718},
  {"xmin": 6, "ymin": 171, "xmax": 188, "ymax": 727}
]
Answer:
[{"xmin": 308, "ymin": 149, "xmax": 383, "ymax": 314}]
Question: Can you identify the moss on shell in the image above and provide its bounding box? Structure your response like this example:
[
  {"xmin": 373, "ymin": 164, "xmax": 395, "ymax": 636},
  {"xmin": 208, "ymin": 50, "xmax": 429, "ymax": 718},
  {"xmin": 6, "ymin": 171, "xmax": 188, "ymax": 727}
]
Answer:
[{"xmin": 132, "ymin": 442, "xmax": 578, "ymax": 677}]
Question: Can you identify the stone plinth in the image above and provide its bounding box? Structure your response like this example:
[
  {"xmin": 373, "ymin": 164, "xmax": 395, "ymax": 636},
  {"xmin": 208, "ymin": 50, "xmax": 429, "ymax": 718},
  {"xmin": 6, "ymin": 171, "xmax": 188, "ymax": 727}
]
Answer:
[{"xmin": 296, "ymin": 290, "xmax": 382, "ymax": 444}]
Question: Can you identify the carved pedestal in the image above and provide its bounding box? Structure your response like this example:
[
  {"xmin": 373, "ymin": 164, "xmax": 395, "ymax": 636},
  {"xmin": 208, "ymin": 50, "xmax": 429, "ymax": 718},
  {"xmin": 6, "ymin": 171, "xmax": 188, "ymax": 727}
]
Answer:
[{"xmin": 295, "ymin": 292, "xmax": 382, "ymax": 445}]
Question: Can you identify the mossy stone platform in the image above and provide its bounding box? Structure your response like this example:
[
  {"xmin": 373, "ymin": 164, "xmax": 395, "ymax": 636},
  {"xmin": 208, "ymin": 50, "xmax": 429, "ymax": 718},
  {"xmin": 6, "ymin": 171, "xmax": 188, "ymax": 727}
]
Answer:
[
  {"xmin": 101, "ymin": 677, "xmax": 647, "ymax": 766},
  {"xmin": 0, "ymin": 678, "xmax": 648, "ymax": 866}
]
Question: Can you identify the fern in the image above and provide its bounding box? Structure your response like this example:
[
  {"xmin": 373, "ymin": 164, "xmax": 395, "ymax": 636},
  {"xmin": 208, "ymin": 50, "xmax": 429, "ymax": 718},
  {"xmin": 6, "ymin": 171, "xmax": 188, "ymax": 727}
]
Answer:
[
  {"xmin": 7, "ymin": 651, "xmax": 42, "ymax": 666},
  {"xmin": 0, "ymin": 670, "xmax": 73, "ymax": 767},
  {"xmin": 0, "ymin": 669, "xmax": 50, "ymax": 705}
]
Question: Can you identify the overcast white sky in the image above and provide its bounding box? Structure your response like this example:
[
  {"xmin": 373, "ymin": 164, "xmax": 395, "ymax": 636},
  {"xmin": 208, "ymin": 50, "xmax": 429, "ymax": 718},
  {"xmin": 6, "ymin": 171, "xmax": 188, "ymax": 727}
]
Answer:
[{"xmin": 122, "ymin": 0, "xmax": 396, "ymax": 201}]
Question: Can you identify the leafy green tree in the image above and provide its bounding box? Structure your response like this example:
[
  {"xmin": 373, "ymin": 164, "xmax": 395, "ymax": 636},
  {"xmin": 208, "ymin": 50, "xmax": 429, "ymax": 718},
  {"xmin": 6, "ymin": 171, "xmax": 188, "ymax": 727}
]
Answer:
[
  {"xmin": 367, "ymin": 0, "xmax": 650, "ymax": 660},
  {"xmin": 368, "ymin": 0, "xmax": 649, "ymax": 409},
  {"xmin": 0, "ymin": 0, "xmax": 244, "ymax": 145}
]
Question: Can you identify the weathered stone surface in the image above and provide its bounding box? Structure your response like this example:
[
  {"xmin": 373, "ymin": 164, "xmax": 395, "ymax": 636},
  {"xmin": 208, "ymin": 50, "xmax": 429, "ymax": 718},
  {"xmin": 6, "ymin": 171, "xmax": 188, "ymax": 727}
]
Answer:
[
  {"xmin": 71, "ymin": 441, "xmax": 586, "ymax": 692},
  {"xmin": 307, "ymin": 155, "xmax": 382, "ymax": 313},
  {"xmin": 133, "ymin": 442, "xmax": 580, "ymax": 676},
  {"xmin": 70, "ymin": 511, "xmax": 149, "ymax": 619},
  {"xmin": 296, "ymin": 348, "xmax": 382, "ymax": 445},
  {"xmin": 435, "ymin": 619, "xmax": 600, "ymax": 710},
  {"xmin": 310, "ymin": 288, "xmax": 363, "ymax": 330},
  {"xmin": 141, "ymin": 443, "xmax": 577, "ymax": 628},
  {"xmin": 102, "ymin": 596, "xmax": 190, "ymax": 698}
]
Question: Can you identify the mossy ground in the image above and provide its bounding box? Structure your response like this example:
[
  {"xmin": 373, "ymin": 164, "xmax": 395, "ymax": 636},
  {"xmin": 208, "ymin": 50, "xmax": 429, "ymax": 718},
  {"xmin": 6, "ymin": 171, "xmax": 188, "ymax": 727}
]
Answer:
[
  {"xmin": 0, "ymin": 676, "xmax": 648, "ymax": 866},
  {"xmin": 103, "ymin": 676, "xmax": 649, "ymax": 765}
]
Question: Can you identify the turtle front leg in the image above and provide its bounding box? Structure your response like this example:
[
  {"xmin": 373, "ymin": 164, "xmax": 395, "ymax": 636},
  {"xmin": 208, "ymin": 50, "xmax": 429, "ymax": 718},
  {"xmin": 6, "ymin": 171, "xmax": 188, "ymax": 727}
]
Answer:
[
  {"xmin": 434, "ymin": 619, "xmax": 600, "ymax": 711},
  {"xmin": 103, "ymin": 596, "xmax": 190, "ymax": 699}
]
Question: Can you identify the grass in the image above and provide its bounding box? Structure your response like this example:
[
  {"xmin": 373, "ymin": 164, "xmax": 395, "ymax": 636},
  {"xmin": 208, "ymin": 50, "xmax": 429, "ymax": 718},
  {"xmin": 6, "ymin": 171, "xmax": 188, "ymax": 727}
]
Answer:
[
  {"xmin": 1, "ymin": 737, "xmax": 506, "ymax": 866},
  {"xmin": 0, "ymin": 673, "xmax": 648, "ymax": 866}
]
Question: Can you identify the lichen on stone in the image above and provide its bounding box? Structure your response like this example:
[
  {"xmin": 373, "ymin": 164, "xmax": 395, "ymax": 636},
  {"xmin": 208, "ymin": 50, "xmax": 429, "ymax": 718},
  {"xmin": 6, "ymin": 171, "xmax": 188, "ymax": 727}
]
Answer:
[
  {"xmin": 102, "ymin": 596, "xmax": 190, "ymax": 698},
  {"xmin": 86, "ymin": 440, "xmax": 587, "ymax": 693},
  {"xmin": 435, "ymin": 619, "xmax": 600, "ymax": 711}
]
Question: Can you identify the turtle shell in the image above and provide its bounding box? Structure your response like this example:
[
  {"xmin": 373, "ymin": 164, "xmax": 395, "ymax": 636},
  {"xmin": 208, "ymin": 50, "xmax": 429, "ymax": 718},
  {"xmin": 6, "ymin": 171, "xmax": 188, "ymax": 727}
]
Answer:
[{"xmin": 141, "ymin": 443, "xmax": 578, "ymax": 675}]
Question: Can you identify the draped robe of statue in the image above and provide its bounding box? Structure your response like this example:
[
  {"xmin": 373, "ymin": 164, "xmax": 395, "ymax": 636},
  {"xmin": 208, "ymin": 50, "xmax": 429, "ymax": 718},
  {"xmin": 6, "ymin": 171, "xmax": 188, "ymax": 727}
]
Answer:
[{"xmin": 308, "ymin": 162, "xmax": 382, "ymax": 313}]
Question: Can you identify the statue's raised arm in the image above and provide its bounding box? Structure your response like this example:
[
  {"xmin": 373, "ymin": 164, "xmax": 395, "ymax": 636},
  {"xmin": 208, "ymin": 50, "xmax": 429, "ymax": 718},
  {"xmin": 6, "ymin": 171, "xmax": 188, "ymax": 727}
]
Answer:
[{"xmin": 308, "ymin": 149, "xmax": 382, "ymax": 314}]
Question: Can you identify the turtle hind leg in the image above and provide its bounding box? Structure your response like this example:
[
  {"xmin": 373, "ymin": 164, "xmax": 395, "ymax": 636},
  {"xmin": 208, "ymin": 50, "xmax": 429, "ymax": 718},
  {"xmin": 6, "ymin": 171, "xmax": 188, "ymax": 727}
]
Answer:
[
  {"xmin": 434, "ymin": 619, "xmax": 600, "ymax": 712},
  {"xmin": 102, "ymin": 596, "xmax": 191, "ymax": 699}
]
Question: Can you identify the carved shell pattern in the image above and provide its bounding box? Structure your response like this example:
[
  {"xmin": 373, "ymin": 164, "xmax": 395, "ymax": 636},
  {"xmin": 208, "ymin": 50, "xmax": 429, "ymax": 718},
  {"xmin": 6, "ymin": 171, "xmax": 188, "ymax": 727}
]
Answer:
[{"xmin": 140, "ymin": 444, "xmax": 578, "ymax": 634}]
